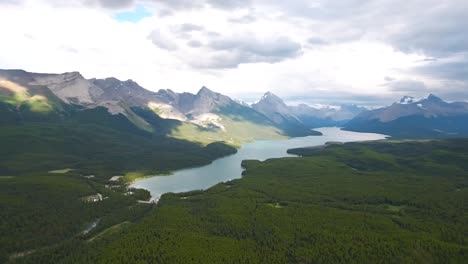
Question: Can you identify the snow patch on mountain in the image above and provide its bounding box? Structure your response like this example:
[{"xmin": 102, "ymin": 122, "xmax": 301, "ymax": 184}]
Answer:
[
  {"xmin": 148, "ymin": 102, "xmax": 188, "ymax": 121},
  {"xmin": 191, "ymin": 113, "xmax": 226, "ymax": 131},
  {"xmin": 397, "ymin": 96, "xmax": 422, "ymax": 105}
]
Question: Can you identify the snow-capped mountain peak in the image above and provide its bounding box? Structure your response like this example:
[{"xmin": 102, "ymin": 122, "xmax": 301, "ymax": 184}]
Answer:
[{"xmin": 397, "ymin": 96, "xmax": 421, "ymax": 105}]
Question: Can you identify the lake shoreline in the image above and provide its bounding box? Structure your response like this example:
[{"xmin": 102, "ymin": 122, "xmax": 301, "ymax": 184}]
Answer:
[{"xmin": 131, "ymin": 127, "xmax": 388, "ymax": 201}]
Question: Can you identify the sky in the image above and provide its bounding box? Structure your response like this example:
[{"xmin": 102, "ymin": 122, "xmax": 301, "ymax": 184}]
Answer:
[{"xmin": 0, "ymin": 0, "xmax": 467, "ymax": 106}]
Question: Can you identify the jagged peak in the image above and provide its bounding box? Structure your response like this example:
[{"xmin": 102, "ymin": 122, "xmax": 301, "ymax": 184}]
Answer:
[
  {"xmin": 396, "ymin": 94, "xmax": 445, "ymax": 105},
  {"xmin": 396, "ymin": 93, "xmax": 445, "ymax": 105},
  {"xmin": 396, "ymin": 95, "xmax": 418, "ymax": 105},
  {"xmin": 262, "ymin": 91, "xmax": 275, "ymax": 97},
  {"xmin": 259, "ymin": 91, "xmax": 282, "ymax": 102},
  {"xmin": 426, "ymin": 93, "xmax": 444, "ymax": 102},
  {"xmin": 199, "ymin": 86, "xmax": 212, "ymax": 92},
  {"xmin": 197, "ymin": 86, "xmax": 217, "ymax": 96}
]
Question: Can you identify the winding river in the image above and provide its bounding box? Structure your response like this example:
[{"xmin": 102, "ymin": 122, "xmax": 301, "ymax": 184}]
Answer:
[{"xmin": 131, "ymin": 127, "xmax": 387, "ymax": 201}]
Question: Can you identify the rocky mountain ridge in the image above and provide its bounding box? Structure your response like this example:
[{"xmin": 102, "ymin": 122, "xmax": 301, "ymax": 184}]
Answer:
[{"xmin": 344, "ymin": 94, "xmax": 468, "ymax": 138}]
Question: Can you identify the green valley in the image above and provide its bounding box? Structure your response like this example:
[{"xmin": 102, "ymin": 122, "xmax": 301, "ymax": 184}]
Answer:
[{"xmin": 10, "ymin": 139, "xmax": 468, "ymax": 263}]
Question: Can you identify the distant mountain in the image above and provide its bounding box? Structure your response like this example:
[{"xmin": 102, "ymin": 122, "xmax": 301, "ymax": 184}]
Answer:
[
  {"xmin": 252, "ymin": 91, "xmax": 365, "ymax": 130},
  {"xmin": 344, "ymin": 94, "xmax": 468, "ymax": 138},
  {"xmin": 0, "ymin": 69, "xmax": 320, "ymax": 145},
  {"xmin": 252, "ymin": 92, "xmax": 321, "ymax": 136},
  {"xmin": 290, "ymin": 103, "xmax": 365, "ymax": 128}
]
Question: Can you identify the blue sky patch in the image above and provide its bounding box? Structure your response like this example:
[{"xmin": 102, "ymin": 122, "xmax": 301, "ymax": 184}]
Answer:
[{"xmin": 114, "ymin": 4, "xmax": 152, "ymax": 23}]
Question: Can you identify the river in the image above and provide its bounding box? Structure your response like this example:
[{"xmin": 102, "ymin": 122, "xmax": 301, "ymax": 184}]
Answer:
[{"xmin": 131, "ymin": 127, "xmax": 387, "ymax": 201}]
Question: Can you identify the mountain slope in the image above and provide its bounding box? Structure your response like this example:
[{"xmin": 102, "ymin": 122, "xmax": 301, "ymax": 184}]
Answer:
[
  {"xmin": 155, "ymin": 87, "xmax": 306, "ymax": 144},
  {"xmin": 0, "ymin": 69, "xmax": 240, "ymax": 177},
  {"xmin": 252, "ymin": 92, "xmax": 321, "ymax": 136},
  {"xmin": 344, "ymin": 94, "xmax": 468, "ymax": 138}
]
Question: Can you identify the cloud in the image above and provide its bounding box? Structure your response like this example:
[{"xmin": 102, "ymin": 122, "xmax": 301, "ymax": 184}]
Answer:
[
  {"xmin": 156, "ymin": 0, "xmax": 250, "ymax": 10},
  {"xmin": 0, "ymin": 0, "xmax": 23, "ymax": 4},
  {"xmin": 91, "ymin": 0, "xmax": 134, "ymax": 9},
  {"xmin": 170, "ymin": 23, "xmax": 205, "ymax": 39},
  {"xmin": 187, "ymin": 40, "xmax": 203, "ymax": 48},
  {"xmin": 1, "ymin": 0, "xmax": 468, "ymax": 106},
  {"xmin": 385, "ymin": 1, "xmax": 468, "ymax": 57},
  {"xmin": 228, "ymin": 14, "xmax": 256, "ymax": 24},
  {"xmin": 307, "ymin": 37, "xmax": 328, "ymax": 45},
  {"xmin": 202, "ymin": 36, "xmax": 302, "ymax": 68},
  {"xmin": 385, "ymin": 80, "xmax": 428, "ymax": 94},
  {"xmin": 411, "ymin": 54, "xmax": 468, "ymax": 82},
  {"xmin": 207, "ymin": 0, "xmax": 251, "ymax": 9},
  {"xmin": 148, "ymin": 30, "xmax": 178, "ymax": 51},
  {"xmin": 178, "ymin": 23, "xmax": 204, "ymax": 32}
]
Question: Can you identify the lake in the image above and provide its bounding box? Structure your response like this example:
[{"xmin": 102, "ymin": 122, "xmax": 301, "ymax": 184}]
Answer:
[{"xmin": 131, "ymin": 127, "xmax": 387, "ymax": 201}]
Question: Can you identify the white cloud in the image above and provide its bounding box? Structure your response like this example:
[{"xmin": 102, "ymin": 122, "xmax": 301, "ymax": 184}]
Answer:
[
  {"xmin": 148, "ymin": 29, "xmax": 179, "ymax": 51},
  {"xmin": 0, "ymin": 0, "xmax": 466, "ymax": 106}
]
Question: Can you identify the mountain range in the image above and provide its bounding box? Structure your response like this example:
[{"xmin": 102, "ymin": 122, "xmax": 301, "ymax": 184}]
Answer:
[
  {"xmin": 0, "ymin": 69, "xmax": 368, "ymax": 146},
  {"xmin": 344, "ymin": 94, "xmax": 468, "ymax": 138},
  {"xmin": 3, "ymin": 68, "xmax": 468, "ymax": 143}
]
